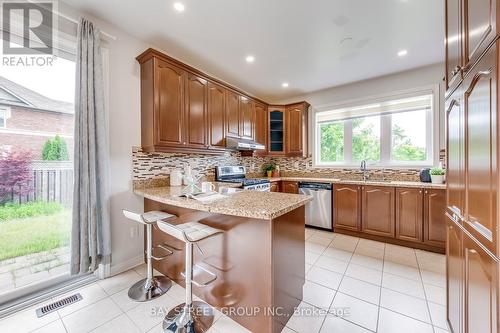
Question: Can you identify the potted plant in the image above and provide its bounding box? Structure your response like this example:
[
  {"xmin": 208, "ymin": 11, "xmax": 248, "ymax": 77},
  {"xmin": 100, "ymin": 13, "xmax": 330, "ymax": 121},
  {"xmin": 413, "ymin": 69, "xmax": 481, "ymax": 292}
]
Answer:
[
  {"xmin": 263, "ymin": 163, "xmax": 276, "ymax": 178},
  {"xmin": 430, "ymin": 167, "xmax": 445, "ymax": 184}
]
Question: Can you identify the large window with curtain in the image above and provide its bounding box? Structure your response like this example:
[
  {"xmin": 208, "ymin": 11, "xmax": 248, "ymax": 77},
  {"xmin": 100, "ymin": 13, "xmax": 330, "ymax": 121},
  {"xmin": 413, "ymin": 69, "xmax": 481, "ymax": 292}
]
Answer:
[{"xmin": 314, "ymin": 92, "xmax": 435, "ymax": 167}]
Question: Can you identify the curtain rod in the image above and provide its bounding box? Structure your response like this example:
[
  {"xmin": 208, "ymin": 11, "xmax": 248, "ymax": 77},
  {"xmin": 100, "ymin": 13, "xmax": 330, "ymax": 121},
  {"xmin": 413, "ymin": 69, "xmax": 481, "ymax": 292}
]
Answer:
[{"xmin": 54, "ymin": 10, "xmax": 118, "ymax": 41}]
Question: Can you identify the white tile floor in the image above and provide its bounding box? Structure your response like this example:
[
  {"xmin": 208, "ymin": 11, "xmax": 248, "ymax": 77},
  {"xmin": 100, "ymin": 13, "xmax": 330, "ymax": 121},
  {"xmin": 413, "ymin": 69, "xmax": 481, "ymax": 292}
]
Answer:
[{"xmin": 0, "ymin": 229, "xmax": 449, "ymax": 333}]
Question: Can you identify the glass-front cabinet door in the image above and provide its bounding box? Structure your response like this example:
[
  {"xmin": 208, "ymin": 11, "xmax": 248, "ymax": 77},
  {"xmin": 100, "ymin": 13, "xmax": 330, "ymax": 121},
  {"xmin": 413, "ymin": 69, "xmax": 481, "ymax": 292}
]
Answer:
[{"xmin": 268, "ymin": 106, "xmax": 285, "ymax": 155}]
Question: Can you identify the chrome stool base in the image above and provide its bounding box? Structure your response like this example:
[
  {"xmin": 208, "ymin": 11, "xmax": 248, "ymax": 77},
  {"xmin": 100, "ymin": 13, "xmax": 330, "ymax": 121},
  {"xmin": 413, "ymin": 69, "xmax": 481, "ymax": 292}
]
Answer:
[
  {"xmin": 128, "ymin": 276, "xmax": 172, "ymax": 302},
  {"xmin": 162, "ymin": 301, "xmax": 214, "ymax": 333}
]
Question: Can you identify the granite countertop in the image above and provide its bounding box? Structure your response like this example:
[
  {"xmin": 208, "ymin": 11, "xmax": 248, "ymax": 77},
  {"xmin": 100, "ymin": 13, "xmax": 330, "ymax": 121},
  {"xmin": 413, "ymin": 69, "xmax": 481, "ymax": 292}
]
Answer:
[
  {"xmin": 262, "ymin": 177, "xmax": 446, "ymax": 189},
  {"xmin": 134, "ymin": 183, "xmax": 312, "ymax": 219}
]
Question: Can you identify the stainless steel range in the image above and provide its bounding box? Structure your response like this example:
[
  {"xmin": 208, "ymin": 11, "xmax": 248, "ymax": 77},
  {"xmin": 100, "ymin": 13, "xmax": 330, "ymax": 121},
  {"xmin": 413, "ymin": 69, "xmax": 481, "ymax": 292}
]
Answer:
[{"xmin": 215, "ymin": 166, "xmax": 270, "ymax": 191}]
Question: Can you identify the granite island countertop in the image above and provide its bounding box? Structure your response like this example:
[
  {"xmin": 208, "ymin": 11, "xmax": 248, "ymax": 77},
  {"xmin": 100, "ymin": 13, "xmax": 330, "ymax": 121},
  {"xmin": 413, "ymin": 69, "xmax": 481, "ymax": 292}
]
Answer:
[
  {"xmin": 261, "ymin": 177, "xmax": 446, "ymax": 190},
  {"xmin": 134, "ymin": 184, "xmax": 313, "ymax": 219}
]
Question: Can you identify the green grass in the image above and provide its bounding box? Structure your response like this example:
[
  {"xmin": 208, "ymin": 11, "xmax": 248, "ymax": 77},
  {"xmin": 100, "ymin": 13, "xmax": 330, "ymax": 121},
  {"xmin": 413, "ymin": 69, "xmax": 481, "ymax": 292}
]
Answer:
[
  {"xmin": 0, "ymin": 210, "xmax": 71, "ymax": 261},
  {"xmin": 0, "ymin": 201, "xmax": 64, "ymax": 221}
]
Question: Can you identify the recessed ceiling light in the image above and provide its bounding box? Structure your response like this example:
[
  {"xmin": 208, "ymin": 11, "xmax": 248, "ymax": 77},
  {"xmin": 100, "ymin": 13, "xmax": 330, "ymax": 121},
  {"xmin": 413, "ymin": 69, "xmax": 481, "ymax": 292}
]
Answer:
[
  {"xmin": 282, "ymin": 82, "xmax": 289, "ymax": 88},
  {"xmin": 245, "ymin": 55, "xmax": 255, "ymax": 63},
  {"xmin": 173, "ymin": 2, "xmax": 185, "ymax": 12},
  {"xmin": 398, "ymin": 49, "xmax": 408, "ymax": 57}
]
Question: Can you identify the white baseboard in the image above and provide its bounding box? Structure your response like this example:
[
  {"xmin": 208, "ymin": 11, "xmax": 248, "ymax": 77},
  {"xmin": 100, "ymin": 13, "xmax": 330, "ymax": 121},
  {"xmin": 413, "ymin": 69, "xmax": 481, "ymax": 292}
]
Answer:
[{"xmin": 110, "ymin": 255, "xmax": 145, "ymax": 276}]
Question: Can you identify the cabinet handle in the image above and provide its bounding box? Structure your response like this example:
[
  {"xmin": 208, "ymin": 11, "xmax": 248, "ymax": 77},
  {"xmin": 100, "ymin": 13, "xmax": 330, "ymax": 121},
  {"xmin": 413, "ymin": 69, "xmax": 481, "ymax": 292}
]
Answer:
[{"xmin": 468, "ymin": 249, "xmax": 478, "ymax": 255}]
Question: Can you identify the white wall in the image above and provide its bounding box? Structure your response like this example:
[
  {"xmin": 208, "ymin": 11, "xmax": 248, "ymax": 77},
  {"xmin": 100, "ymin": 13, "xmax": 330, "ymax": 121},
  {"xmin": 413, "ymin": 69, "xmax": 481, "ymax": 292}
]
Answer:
[
  {"xmin": 278, "ymin": 63, "xmax": 446, "ymax": 149},
  {"xmin": 60, "ymin": 2, "xmax": 150, "ymax": 273}
]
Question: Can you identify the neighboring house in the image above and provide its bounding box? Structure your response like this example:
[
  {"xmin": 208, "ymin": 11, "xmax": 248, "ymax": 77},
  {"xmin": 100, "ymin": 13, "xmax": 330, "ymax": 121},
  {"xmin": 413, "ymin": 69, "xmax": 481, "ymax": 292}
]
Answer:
[{"xmin": 0, "ymin": 76, "xmax": 74, "ymax": 159}]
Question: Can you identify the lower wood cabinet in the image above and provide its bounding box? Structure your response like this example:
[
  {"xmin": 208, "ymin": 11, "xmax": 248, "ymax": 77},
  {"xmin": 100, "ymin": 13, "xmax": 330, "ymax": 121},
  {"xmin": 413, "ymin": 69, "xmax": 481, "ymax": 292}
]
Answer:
[
  {"xmin": 463, "ymin": 233, "xmax": 498, "ymax": 333},
  {"xmin": 281, "ymin": 181, "xmax": 299, "ymax": 194},
  {"xmin": 270, "ymin": 181, "xmax": 280, "ymax": 192},
  {"xmin": 361, "ymin": 186, "xmax": 395, "ymax": 237},
  {"xmin": 424, "ymin": 189, "xmax": 446, "ymax": 248},
  {"xmin": 395, "ymin": 188, "xmax": 423, "ymax": 242},
  {"xmin": 446, "ymin": 215, "xmax": 499, "ymax": 333},
  {"xmin": 446, "ymin": 217, "xmax": 464, "ymax": 333},
  {"xmin": 333, "ymin": 184, "xmax": 361, "ymax": 232},
  {"xmin": 332, "ymin": 184, "xmax": 445, "ymax": 252}
]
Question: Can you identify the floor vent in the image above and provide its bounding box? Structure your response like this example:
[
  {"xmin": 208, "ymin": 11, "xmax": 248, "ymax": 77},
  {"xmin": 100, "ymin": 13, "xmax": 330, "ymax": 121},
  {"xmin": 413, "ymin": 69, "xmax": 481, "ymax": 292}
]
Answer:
[{"xmin": 36, "ymin": 293, "xmax": 83, "ymax": 317}]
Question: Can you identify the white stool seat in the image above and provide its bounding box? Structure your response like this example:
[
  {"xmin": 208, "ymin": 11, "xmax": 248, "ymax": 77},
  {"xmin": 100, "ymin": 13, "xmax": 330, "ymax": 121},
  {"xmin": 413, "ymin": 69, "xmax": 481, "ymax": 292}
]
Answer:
[
  {"xmin": 123, "ymin": 210, "xmax": 175, "ymax": 225},
  {"xmin": 157, "ymin": 221, "xmax": 222, "ymax": 243}
]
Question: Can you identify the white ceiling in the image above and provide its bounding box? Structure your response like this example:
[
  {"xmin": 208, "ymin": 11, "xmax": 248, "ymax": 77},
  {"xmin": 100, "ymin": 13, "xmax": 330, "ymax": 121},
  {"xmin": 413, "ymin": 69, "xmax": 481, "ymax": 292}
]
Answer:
[{"xmin": 63, "ymin": 0, "xmax": 445, "ymax": 102}]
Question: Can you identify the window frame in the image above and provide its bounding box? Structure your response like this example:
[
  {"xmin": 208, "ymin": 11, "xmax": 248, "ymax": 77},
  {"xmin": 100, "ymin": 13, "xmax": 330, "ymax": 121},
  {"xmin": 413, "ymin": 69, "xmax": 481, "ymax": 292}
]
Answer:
[
  {"xmin": 0, "ymin": 107, "xmax": 10, "ymax": 128},
  {"xmin": 312, "ymin": 86, "xmax": 440, "ymax": 169}
]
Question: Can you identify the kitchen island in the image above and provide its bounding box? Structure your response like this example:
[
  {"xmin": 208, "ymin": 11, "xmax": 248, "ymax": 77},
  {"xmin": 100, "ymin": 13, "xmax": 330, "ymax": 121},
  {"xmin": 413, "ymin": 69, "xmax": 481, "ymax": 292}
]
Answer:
[{"xmin": 134, "ymin": 185, "xmax": 312, "ymax": 333}]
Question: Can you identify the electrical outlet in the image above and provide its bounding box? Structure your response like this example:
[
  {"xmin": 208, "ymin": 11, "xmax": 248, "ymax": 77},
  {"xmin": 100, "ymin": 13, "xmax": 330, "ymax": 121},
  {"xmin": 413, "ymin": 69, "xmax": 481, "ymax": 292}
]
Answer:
[
  {"xmin": 294, "ymin": 161, "xmax": 300, "ymax": 169},
  {"xmin": 251, "ymin": 163, "xmax": 256, "ymax": 172}
]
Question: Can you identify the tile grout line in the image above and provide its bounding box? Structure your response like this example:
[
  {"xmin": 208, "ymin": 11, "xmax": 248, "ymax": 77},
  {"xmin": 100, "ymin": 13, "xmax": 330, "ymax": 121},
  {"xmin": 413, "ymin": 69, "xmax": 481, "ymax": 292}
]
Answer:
[
  {"xmin": 415, "ymin": 249, "xmax": 437, "ymax": 333},
  {"xmin": 374, "ymin": 241, "xmax": 386, "ymax": 333}
]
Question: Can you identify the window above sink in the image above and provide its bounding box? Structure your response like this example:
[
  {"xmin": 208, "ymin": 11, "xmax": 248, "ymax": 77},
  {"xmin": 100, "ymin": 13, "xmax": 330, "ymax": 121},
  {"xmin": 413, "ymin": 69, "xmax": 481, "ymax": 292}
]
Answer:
[{"xmin": 313, "ymin": 88, "xmax": 438, "ymax": 168}]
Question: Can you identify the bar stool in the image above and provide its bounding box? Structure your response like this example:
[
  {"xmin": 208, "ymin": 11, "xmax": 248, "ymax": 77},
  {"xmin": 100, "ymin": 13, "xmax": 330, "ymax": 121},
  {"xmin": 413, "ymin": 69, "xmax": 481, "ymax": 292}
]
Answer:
[
  {"xmin": 156, "ymin": 220, "xmax": 222, "ymax": 333},
  {"xmin": 122, "ymin": 210, "xmax": 176, "ymax": 302}
]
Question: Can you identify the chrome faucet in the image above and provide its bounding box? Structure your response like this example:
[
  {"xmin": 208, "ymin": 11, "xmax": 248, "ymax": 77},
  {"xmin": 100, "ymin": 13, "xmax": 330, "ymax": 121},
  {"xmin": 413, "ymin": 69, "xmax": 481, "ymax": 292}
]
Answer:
[{"xmin": 360, "ymin": 160, "xmax": 370, "ymax": 181}]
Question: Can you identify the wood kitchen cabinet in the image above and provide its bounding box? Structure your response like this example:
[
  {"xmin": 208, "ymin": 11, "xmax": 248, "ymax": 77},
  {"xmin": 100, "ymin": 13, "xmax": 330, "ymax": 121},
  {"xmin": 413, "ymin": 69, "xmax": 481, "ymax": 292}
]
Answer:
[
  {"xmin": 281, "ymin": 181, "xmax": 299, "ymax": 194},
  {"xmin": 446, "ymin": 85, "xmax": 465, "ymax": 219},
  {"xmin": 333, "ymin": 184, "xmax": 361, "ymax": 232},
  {"xmin": 268, "ymin": 106, "xmax": 286, "ymax": 155},
  {"xmin": 463, "ymin": 231, "xmax": 498, "ymax": 333},
  {"xmin": 254, "ymin": 103, "xmax": 268, "ymax": 155},
  {"xmin": 240, "ymin": 96, "xmax": 255, "ymax": 140},
  {"xmin": 207, "ymin": 81, "xmax": 226, "ymax": 150},
  {"xmin": 185, "ymin": 74, "xmax": 208, "ymax": 149},
  {"xmin": 285, "ymin": 102, "xmax": 309, "ymax": 157},
  {"xmin": 463, "ymin": 0, "xmax": 497, "ymax": 73},
  {"xmin": 445, "ymin": 0, "xmax": 497, "ymax": 94},
  {"xmin": 362, "ymin": 186, "xmax": 395, "ymax": 238},
  {"xmin": 137, "ymin": 48, "xmax": 275, "ymax": 155},
  {"xmin": 446, "ymin": 217, "xmax": 464, "ymax": 333},
  {"xmin": 225, "ymin": 90, "xmax": 240, "ymax": 138},
  {"xmin": 270, "ymin": 181, "xmax": 280, "ymax": 193},
  {"xmin": 463, "ymin": 45, "xmax": 497, "ymax": 254},
  {"xmin": 395, "ymin": 188, "xmax": 423, "ymax": 243},
  {"xmin": 445, "ymin": 0, "xmax": 463, "ymax": 92},
  {"xmin": 149, "ymin": 58, "xmax": 186, "ymax": 150},
  {"xmin": 424, "ymin": 189, "xmax": 447, "ymax": 248}
]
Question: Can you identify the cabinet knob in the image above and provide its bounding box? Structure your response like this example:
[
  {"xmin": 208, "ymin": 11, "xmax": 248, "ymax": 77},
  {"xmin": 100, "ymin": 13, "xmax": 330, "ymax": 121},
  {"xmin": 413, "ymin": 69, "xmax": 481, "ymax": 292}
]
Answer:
[{"xmin": 419, "ymin": 190, "xmax": 422, "ymax": 194}]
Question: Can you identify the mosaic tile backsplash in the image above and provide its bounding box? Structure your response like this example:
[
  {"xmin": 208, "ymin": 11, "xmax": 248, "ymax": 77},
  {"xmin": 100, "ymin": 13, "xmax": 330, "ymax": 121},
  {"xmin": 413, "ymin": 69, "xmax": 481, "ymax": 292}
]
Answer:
[{"xmin": 132, "ymin": 147, "xmax": 427, "ymax": 185}]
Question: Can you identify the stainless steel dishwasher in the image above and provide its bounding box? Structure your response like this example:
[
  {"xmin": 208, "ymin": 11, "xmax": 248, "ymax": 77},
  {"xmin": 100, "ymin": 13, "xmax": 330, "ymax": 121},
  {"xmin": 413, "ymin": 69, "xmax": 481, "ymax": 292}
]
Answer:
[{"xmin": 298, "ymin": 182, "xmax": 332, "ymax": 230}]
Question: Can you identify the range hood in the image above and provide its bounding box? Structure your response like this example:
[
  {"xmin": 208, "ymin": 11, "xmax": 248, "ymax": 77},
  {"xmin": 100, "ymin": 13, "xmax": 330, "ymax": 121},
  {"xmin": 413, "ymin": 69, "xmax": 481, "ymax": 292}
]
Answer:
[{"xmin": 226, "ymin": 137, "xmax": 265, "ymax": 151}]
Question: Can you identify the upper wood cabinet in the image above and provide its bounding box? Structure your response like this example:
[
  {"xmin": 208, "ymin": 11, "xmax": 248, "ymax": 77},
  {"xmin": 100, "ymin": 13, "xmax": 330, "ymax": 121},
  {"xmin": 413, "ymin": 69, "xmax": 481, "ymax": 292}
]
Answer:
[
  {"xmin": 424, "ymin": 189, "xmax": 447, "ymax": 248},
  {"xmin": 185, "ymin": 74, "xmax": 208, "ymax": 149},
  {"xmin": 207, "ymin": 81, "xmax": 226, "ymax": 150},
  {"xmin": 268, "ymin": 106, "xmax": 286, "ymax": 155},
  {"xmin": 362, "ymin": 186, "xmax": 395, "ymax": 238},
  {"xmin": 254, "ymin": 103, "xmax": 268, "ymax": 155},
  {"xmin": 154, "ymin": 59, "xmax": 186, "ymax": 148},
  {"xmin": 463, "ymin": 232, "xmax": 498, "ymax": 333},
  {"xmin": 445, "ymin": 0, "xmax": 498, "ymax": 95},
  {"xmin": 446, "ymin": 217, "xmax": 464, "ymax": 333},
  {"xmin": 282, "ymin": 181, "xmax": 299, "ymax": 194},
  {"xmin": 239, "ymin": 96, "xmax": 255, "ymax": 140},
  {"xmin": 463, "ymin": 45, "xmax": 497, "ymax": 254},
  {"xmin": 285, "ymin": 102, "xmax": 309, "ymax": 157},
  {"xmin": 137, "ymin": 49, "xmax": 270, "ymax": 154},
  {"xmin": 446, "ymin": 0, "xmax": 463, "ymax": 92},
  {"xmin": 225, "ymin": 90, "xmax": 240, "ymax": 138},
  {"xmin": 333, "ymin": 184, "xmax": 361, "ymax": 232},
  {"xmin": 395, "ymin": 188, "xmax": 423, "ymax": 243},
  {"xmin": 463, "ymin": 0, "xmax": 497, "ymax": 72}
]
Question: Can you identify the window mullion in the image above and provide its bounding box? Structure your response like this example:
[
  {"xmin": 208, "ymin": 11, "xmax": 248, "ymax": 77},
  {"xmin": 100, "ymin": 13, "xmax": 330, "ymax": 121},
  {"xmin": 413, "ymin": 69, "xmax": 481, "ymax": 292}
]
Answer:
[
  {"xmin": 344, "ymin": 120, "xmax": 353, "ymax": 164},
  {"xmin": 380, "ymin": 114, "xmax": 391, "ymax": 165}
]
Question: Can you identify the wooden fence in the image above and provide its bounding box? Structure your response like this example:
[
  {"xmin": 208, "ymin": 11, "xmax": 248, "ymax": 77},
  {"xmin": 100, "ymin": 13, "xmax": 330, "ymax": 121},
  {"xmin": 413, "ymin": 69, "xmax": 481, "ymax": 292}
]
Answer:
[{"xmin": 6, "ymin": 161, "xmax": 73, "ymax": 206}]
